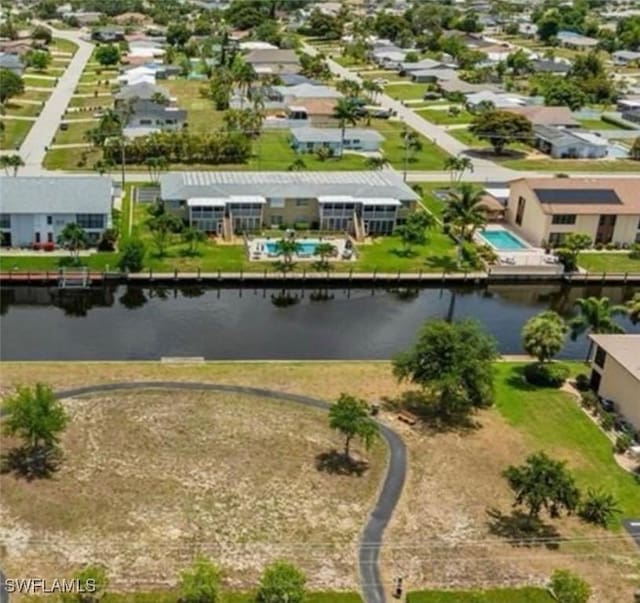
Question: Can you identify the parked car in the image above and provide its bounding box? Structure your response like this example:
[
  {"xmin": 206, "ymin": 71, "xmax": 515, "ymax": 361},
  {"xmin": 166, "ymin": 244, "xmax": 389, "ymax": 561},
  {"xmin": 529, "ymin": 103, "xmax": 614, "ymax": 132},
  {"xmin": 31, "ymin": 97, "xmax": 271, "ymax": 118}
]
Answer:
[{"xmin": 423, "ymin": 91, "xmax": 441, "ymax": 100}]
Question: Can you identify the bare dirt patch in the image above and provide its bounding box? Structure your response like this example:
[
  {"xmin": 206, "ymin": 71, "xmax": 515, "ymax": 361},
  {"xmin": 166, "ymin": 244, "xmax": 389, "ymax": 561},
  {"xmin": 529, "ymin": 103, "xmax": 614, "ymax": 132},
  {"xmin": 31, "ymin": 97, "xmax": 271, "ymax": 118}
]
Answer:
[{"xmin": 0, "ymin": 389, "xmax": 386, "ymax": 591}]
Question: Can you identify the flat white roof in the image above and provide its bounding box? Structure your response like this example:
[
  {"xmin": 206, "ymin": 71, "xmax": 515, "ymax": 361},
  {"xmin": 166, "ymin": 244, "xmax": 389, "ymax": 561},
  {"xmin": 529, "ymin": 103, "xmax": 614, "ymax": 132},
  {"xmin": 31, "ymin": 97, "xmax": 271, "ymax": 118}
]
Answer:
[
  {"xmin": 318, "ymin": 195, "xmax": 355, "ymax": 203},
  {"xmin": 229, "ymin": 195, "xmax": 266, "ymax": 204},
  {"xmin": 187, "ymin": 197, "xmax": 227, "ymax": 207},
  {"xmin": 361, "ymin": 197, "xmax": 402, "ymax": 206}
]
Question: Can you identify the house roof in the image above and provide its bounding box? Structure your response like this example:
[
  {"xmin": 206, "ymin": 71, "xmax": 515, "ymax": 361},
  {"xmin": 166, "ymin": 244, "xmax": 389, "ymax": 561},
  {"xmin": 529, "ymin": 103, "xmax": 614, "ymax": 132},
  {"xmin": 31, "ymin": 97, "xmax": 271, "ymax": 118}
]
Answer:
[
  {"xmin": 411, "ymin": 68, "xmax": 458, "ymax": 81},
  {"xmin": 273, "ymin": 83, "xmax": 341, "ymax": 99},
  {"xmin": 438, "ymin": 79, "xmax": 498, "ymax": 94},
  {"xmin": 533, "ymin": 125, "xmax": 607, "ymax": 148},
  {"xmin": 0, "ymin": 53, "xmax": 23, "ymax": 69},
  {"xmin": 401, "ymin": 58, "xmax": 448, "ymax": 71},
  {"xmin": 589, "ymin": 335, "xmax": 640, "ymax": 380},
  {"xmin": 613, "ymin": 50, "xmax": 640, "ymax": 60},
  {"xmin": 512, "ymin": 178, "xmax": 640, "ymax": 215},
  {"xmin": 160, "ymin": 171, "xmax": 419, "ymax": 202},
  {"xmin": 245, "ymin": 49, "xmax": 299, "ymax": 65},
  {"xmin": 115, "ymin": 81, "xmax": 169, "ymax": 101},
  {"xmin": 506, "ymin": 106, "xmax": 579, "ymax": 127},
  {"xmin": 531, "ymin": 59, "xmax": 571, "ymax": 73},
  {"xmin": 291, "ymin": 127, "xmax": 384, "ymax": 144},
  {"xmin": 557, "ymin": 30, "xmax": 598, "ymax": 46},
  {"xmin": 127, "ymin": 99, "xmax": 186, "ymax": 120},
  {"xmin": 287, "ymin": 98, "xmax": 338, "ymax": 115},
  {"xmin": 466, "ymin": 90, "xmax": 527, "ymax": 107},
  {"xmin": 0, "ymin": 177, "xmax": 112, "ymax": 214}
]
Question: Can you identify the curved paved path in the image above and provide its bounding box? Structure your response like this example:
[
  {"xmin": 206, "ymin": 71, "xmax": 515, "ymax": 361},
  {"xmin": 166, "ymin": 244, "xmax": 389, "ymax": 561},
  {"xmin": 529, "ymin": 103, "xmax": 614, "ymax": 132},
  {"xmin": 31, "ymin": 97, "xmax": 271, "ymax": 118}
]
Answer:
[{"xmin": 54, "ymin": 381, "xmax": 407, "ymax": 603}]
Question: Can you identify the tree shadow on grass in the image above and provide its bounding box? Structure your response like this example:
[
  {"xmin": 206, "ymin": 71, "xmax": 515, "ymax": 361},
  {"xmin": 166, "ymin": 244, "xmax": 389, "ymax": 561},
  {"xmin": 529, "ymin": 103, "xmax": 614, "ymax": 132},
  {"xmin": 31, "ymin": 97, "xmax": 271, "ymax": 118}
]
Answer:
[
  {"xmin": 390, "ymin": 247, "xmax": 418, "ymax": 259},
  {"xmin": 486, "ymin": 507, "xmax": 563, "ymax": 549},
  {"xmin": 381, "ymin": 390, "xmax": 481, "ymax": 434},
  {"xmin": 315, "ymin": 450, "xmax": 369, "ymax": 477},
  {"xmin": 0, "ymin": 445, "xmax": 61, "ymax": 481},
  {"xmin": 424, "ymin": 255, "xmax": 458, "ymax": 272}
]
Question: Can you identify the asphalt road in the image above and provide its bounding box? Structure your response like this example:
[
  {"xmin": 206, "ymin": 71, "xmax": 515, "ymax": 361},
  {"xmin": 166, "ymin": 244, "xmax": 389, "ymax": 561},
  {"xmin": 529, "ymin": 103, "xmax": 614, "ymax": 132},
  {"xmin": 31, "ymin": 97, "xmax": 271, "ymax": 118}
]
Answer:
[
  {"xmin": 54, "ymin": 381, "xmax": 407, "ymax": 603},
  {"xmin": 18, "ymin": 24, "xmax": 93, "ymax": 173}
]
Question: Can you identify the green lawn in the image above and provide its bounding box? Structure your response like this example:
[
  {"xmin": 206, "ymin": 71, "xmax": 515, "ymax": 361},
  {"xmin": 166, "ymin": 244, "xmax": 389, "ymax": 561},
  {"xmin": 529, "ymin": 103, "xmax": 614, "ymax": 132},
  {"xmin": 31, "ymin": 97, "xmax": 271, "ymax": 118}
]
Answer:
[
  {"xmin": 577, "ymin": 118, "xmax": 625, "ymax": 131},
  {"xmin": 494, "ymin": 363, "xmax": 640, "ymax": 524},
  {"xmin": 355, "ymin": 229, "xmax": 457, "ymax": 273},
  {"xmin": 3, "ymin": 101, "xmax": 42, "ymax": 118},
  {"xmin": 0, "ymin": 119, "xmax": 33, "ymax": 150},
  {"xmin": 162, "ymin": 80, "xmax": 230, "ymax": 133},
  {"xmin": 52, "ymin": 120, "xmax": 98, "ymax": 145},
  {"xmin": 19, "ymin": 89, "xmax": 51, "ymax": 102},
  {"xmin": 51, "ymin": 37, "xmax": 78, "ymax": 55},
  {"xmin": 417, "ymin": 108, "xmax": 473, "ymax": 125},
  {"xmin": 501, "ymin": 158, "xmax": 640, "ymax": 172},
  {"xmin": 384, "ymin": 82, "xmax": 427, "ymax": 101},
  {"xmin": 43, "ymin": 146, "xmax": 101, "ymax": 170},
  {"xmin": 24, "ymin": 66, "xmax": 65, "ymax": 77},
  {"xmin": 360, "ymin": 71, "xmax": 409, "ymax": 83},
  {"xmin": 23, "ymin": 76, "xmax": 57, "ymax": 88},
  {"xmin": 374, "ymin": 119, "xmax": 450, "ymax": 170},
  {"xmin": 578, "ymin": 252, "xmax": 640, "ymax": 274},
  {"xmin": 67, "ymin": 95, "xmax": 114, "ymax": 109},
  {"xmin": 406, "ymin": 587, "xmax": 553, "ymax": 603}
]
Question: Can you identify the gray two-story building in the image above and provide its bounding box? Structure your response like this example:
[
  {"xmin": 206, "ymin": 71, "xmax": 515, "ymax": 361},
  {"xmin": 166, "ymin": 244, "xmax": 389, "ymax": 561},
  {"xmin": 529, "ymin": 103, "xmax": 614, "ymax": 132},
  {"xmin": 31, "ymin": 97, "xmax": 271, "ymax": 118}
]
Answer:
[{"xmin": 0, "ymin": 177, "xmax": 113, "ymax": 247}]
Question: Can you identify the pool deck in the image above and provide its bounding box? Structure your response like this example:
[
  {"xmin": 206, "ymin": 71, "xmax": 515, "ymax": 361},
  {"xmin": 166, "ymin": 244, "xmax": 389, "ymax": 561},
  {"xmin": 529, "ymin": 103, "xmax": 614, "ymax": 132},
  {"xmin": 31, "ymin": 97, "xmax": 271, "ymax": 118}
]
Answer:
[{"xmin": 247, "ymin": 236, "xmax": 355, "ymax": 262}]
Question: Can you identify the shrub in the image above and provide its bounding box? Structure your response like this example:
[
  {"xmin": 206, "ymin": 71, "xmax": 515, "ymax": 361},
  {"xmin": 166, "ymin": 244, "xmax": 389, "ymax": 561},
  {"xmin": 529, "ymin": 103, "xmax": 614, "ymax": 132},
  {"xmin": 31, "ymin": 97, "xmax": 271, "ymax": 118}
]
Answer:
[
  {"xmin": 523, "ymin": 362, "xmax": 570, "ymax": 388},
  {"xmin": 574, "ymin": 374, "xmax": 591, "ymax": 391},
  {"xmin": 579, "ymin": 390, "xmax": 598, "ymax": 411},
  {"xmin": 97, "ymin": 228, "xmax": 118, "ymax": 252},
  {"xmin": 600, "ymin": 412, "xmax": 614, "ymax": 431},
  {"xmin": 117, "ymin": 239, "xmax": 145, "ymax": 273},
  {"xmin": 578, "ymin": 488, "xmax": 620, "ymax": 528},
  {"xmin": 550, "ymin": 569, "xmax": 591, "ymax": 603},
  {"xmin": 42, "ymin": 241, "xmax": 55, "ymax": 252},
  {"xmin": 614, "ymin": 433, "xmax": 633, "ymax": 454},
  {"xmin": 629, "ymin": 243, "xmax": 640, "ymax": 260}
]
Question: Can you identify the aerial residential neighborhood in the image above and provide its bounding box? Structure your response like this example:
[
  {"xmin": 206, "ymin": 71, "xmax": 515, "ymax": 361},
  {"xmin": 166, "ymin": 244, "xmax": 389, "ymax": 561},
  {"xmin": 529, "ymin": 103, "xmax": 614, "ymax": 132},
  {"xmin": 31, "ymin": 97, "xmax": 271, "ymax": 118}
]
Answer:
[{"xmin": 0, "ymin": 1, "xmax": 639, "ymax": 603}]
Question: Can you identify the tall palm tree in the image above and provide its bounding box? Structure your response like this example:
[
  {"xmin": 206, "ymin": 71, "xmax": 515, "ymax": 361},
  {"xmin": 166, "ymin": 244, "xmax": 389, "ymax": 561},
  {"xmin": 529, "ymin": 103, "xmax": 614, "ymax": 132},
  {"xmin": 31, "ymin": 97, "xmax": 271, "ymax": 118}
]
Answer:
[
  {"xmin": 332, "ymin": 98, "xmax": 359, "ymax": 157},
  {"xmin": 1, "ymin": 154, "xmax": 24, "ymax": 176},
  {"xmin": 274, "ymin": 238, "xmax": 301, "ymax": 265},
  {"xmin": 443, "ymin": 155, "xmax": 474, "ymax": 184},
  {"xmin": 570, "ymin": 296, "xmax": 627, "ymax": 360},
  {"xmin": 443, "ymin": 183, "xmax": 487, "ymax": 242}
]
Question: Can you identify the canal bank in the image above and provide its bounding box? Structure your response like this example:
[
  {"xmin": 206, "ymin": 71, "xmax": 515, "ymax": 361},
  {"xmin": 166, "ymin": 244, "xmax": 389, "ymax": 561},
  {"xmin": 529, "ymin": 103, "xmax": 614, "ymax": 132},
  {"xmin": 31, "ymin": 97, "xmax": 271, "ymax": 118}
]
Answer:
[
  {"xmin": 1, "ymin": 282, "xmax": 637, "ymax": 361},
  {"xmin": 2, "ymin": 267, "xmax": 640, "ymax": 287}
]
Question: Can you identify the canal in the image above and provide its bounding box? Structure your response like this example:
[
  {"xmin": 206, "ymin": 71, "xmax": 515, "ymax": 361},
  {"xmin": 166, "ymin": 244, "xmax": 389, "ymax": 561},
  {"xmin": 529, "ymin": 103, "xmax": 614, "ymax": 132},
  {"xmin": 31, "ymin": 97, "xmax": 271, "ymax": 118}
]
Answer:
[{"xmin": 0, "ymin": 283, "xmax": 638, "ymax": 360}]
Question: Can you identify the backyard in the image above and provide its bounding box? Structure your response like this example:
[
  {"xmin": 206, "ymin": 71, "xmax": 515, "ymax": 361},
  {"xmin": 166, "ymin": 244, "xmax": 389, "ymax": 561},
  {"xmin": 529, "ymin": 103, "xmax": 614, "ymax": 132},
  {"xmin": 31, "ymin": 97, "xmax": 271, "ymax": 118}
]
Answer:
[
  {"xmin": 406, "ymin": 588, "xmax": 554, "ymax": 603},
  {"xmin": 578, "ymin": 252, "xmax": 640, "ymax": 273}
]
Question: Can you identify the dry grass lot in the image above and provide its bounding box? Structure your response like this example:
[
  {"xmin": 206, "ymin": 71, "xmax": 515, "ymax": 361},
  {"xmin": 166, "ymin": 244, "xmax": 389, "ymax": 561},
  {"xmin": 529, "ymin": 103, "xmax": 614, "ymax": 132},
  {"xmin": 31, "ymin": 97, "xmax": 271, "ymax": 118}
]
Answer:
[
  {"xmin": 0, "ymin": 385, "xmax": 386, "ymax": 593},
  {"xmin": 1, "ymin": 363, "xmax": 639, "ymax": 602}
]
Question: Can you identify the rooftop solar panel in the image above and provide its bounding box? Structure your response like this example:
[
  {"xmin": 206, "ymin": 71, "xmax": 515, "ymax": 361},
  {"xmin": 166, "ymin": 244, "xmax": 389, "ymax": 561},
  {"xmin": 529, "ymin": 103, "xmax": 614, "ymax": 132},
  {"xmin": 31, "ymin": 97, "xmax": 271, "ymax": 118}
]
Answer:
[{"xmin": 534, "ymin": 188, "xmax": 622, "ymax": 205}]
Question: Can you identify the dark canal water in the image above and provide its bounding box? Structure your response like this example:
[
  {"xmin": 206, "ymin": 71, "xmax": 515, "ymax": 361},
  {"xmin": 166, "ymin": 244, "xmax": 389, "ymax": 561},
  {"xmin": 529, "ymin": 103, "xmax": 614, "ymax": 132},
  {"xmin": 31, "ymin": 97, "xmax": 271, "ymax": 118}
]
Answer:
[{"xmin": 0, "ymin": 283, "xmax": 638, "ymax": 360}]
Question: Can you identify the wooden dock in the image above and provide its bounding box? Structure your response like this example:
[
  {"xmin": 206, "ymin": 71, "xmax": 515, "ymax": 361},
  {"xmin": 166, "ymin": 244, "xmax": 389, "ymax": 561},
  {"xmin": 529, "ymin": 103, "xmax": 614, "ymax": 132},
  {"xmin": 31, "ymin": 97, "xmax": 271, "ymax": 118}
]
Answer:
[{"xmin": 1, "ymin": 269, "xmax": 639, "ymax": 286}]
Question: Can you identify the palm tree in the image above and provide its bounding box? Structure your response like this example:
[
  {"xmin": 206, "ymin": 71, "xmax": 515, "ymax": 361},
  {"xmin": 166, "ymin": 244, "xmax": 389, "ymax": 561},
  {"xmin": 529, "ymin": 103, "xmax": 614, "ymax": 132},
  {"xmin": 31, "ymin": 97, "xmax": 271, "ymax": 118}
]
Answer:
[
  {"xmin": 365, "ymin": 156, "xmax": 388, "ymax": 170},
  {"xmin": 626, "ymin": 292, "xmax": 640, "ymax": 324},
  {"xmin": 570, "ymin": 296, "xmax": 627, "ymax": 360},
  {"xmin": 332, "ymin": 98, "xmax": 359, "ymax": 157},
  {"xmin": 443, "ymin": 183, "xmax": 487, "ymax": 242},
  {"xmin": 443, "ymin": 155, "xmax": 474, "ymax": 184},
  {"xmin": 1, "ymin": 154, "xmax": 24, "ymax": 176},
  {"xmin": 315, "ymin": 241, "xmax": 337, "ymax": 267},
  {"xmin": 182, "ymin": 226, "xmax": 206, "ymax": 256},
  {"xmin": 274, "ymin": 238, "xmax": 301, "ymax": 265},
  {"xmin": 57, "ymin": 223, "xmax": 89, "ymax": 261}
]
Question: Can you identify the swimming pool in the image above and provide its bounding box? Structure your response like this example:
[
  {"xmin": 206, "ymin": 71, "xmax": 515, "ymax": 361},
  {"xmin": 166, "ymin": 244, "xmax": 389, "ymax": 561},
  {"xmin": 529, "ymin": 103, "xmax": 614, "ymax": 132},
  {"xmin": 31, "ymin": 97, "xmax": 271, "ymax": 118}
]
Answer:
[
  {"xmin": 265, "ymin": 241, "xmax": 320, "ymax": 255},
  {"xmin": 479, "ymin": 229, "xmax": 529, "ymax": 251}
]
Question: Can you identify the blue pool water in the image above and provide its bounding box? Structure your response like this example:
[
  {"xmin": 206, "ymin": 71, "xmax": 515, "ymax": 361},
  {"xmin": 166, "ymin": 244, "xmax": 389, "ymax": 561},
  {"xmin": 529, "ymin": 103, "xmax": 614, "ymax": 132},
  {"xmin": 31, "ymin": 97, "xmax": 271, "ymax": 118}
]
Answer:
[
  {"xmin": 265, "ymin": 241, "xmax": 320, "ymax": 254},
  {"xmin": 479, "ymin": 229, "xmax": 528, "ymax": 251}
]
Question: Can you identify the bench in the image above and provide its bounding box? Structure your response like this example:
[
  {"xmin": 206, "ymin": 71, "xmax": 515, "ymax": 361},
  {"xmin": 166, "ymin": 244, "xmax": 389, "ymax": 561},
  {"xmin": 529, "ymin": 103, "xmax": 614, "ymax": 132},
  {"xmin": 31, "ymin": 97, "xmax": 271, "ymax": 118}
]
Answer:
[{"xmin": 397, "ymin": 410, "xmax": 418, "ymax": 426}]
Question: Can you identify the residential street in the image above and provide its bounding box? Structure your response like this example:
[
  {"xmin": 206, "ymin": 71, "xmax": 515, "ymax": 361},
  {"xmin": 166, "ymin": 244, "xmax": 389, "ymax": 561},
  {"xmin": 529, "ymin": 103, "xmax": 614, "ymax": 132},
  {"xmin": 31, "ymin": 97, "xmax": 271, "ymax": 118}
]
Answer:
[{"xmin": 19, "ymin": 24, "xmax": 93, "ymax": 174}]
